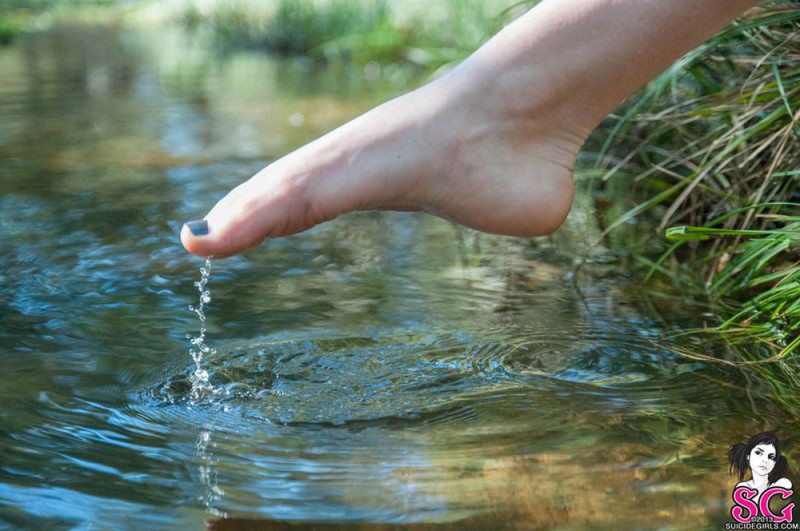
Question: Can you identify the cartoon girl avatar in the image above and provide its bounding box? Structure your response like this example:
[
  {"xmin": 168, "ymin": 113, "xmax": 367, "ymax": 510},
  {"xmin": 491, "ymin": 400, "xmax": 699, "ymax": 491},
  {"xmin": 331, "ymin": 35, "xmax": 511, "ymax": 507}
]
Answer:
[{"xmin": 728, "ymin": 432, "xmax": 793, "ymax": 523}]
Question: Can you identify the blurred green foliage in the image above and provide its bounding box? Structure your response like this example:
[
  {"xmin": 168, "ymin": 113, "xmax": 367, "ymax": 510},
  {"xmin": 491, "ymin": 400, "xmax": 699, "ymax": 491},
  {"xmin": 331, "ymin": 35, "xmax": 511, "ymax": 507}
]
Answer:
[
  {"xmin": 0, "ymin": 0, "xmax": 117, "ymax": 44},
  {"xmin": 174, "ymin": 0, "xmax": 522, "ymax": 68},
  {"xmin": 0, "ymin": 0, "xmax": 114, "ymax": 10}
]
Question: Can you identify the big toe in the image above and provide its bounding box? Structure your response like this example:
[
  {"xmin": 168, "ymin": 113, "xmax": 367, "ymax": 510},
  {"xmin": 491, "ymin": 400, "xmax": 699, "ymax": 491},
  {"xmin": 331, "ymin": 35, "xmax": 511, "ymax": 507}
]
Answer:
[
  {"xmin": 180, "ymin": 217, "xmax": 255, "ymax": 259},
  {"xmin": 181, "ymin": 220, "xmax": 234, "ymax": 258},
  {"xmin": 180, "ymin": 199, "xmax": 274, "ymax": 259},
  {"xmin": 180, "ymin": 169, "xmax": 319, "ymax": 258}
]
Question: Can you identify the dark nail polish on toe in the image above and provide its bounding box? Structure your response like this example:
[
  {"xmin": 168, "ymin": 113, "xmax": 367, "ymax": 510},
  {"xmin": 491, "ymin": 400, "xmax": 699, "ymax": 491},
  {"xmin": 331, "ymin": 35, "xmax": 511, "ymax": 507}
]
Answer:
[{"xmin": 186, "ymin": 220, "xmax": 209, "ymax": 236}]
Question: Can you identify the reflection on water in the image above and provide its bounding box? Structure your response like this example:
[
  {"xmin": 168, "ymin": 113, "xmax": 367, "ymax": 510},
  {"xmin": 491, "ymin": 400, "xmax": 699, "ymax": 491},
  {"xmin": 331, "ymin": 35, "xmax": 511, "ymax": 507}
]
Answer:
[
  {"xmin": 0, "ymin": 23, "xmax": 797, "ymax": 530},
  {"xmin": 196, "ymin": 429, "xmax": 226, "ymax": 518}
]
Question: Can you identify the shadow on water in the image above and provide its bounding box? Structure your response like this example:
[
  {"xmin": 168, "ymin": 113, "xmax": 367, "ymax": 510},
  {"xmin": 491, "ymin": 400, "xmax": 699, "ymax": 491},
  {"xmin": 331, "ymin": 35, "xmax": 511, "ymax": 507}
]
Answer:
[{"xmin": 0, "ymin": 22, "xmax": 798, "ymax": 530}]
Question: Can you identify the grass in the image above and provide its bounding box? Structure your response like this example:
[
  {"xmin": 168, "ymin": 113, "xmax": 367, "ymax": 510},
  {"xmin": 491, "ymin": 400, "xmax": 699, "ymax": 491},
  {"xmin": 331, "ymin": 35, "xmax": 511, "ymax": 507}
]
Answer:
[
  {"xmin": 666, "ymin": 214, "xmax": 799, "ymax": 349},
  {"xmin": 586, "ymin": 1, "xmax": 800, "ymax": 410}
]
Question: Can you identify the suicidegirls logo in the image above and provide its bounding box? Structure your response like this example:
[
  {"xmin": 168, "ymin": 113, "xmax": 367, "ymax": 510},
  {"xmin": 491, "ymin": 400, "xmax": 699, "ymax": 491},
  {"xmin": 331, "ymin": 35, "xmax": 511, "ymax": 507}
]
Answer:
[{"xmin": 726, "ymin": 432, "xmax": 796, "ymax": 529}]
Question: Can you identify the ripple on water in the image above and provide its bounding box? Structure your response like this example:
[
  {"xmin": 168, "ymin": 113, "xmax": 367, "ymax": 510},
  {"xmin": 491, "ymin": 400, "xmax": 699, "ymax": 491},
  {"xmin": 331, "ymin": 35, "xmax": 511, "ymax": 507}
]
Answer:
[{"xmin": 148, "ymin": 324, "xmax": 729, "ymax": 429}]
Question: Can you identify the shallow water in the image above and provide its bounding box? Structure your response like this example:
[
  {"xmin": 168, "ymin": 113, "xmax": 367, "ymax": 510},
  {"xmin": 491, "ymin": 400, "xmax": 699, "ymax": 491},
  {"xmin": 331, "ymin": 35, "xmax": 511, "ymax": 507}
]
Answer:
[{"xmin": 0, "ymin": 25, "xmax": 797, "ymax": 530}]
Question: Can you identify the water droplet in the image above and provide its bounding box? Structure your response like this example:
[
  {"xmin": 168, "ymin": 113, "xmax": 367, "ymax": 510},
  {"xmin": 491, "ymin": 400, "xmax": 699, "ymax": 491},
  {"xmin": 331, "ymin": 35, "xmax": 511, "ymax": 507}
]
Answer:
[{"xmin": 188, "ymin": 256, "xmax": 215, "ymax": 404}]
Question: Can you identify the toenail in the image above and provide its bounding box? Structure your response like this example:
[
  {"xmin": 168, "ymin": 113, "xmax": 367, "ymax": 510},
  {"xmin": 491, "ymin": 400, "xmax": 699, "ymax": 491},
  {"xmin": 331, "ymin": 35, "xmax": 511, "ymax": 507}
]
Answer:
[{"xmin": 185, "ymin": 220, "xmax": 209, "ymax": 236}]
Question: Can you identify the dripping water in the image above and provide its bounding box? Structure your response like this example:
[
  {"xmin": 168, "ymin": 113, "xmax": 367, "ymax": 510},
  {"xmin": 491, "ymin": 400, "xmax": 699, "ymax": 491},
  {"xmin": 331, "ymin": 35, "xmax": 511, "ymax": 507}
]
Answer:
[{"xmin": 187, "ymin": 256, "xmax": 216, "ymax": 403}]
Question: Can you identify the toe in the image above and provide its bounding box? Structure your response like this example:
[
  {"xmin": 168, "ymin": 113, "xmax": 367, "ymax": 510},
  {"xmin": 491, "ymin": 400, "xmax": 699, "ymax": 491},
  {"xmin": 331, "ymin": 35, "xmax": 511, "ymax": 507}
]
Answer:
[
  {"xmin": 180, "ymin": 167, "xmax": 317, "ymax": 258},
  {"xmin": 181, "ymin": 221, "xmax": 226, "ymax": 258}
]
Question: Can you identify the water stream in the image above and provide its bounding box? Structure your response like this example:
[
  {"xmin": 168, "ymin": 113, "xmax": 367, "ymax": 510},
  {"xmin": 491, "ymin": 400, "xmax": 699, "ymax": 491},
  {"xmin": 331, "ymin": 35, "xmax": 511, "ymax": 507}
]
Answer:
[
  {"xmin": 187, "ymin": 257, "xmax": 215, "ymax": 403},
  {"xmin": 0, "ymin": 24, "xmax": 796, "ymax": 529}
]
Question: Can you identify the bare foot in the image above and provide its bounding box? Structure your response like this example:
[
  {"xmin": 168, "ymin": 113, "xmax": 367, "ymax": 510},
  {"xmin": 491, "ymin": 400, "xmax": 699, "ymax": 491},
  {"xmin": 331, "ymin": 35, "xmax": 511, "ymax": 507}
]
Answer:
[
  {"xmin": 181, "ymin": 65, "xmax": 588, "ymax": 258},
  {"xmin": 181, "ymin": 0, "xmax": 758, "ymax": 258}
]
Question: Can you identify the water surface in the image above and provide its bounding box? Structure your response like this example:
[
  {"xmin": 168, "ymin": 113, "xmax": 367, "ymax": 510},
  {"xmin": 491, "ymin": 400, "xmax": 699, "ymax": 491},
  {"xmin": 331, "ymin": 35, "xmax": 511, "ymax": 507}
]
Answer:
[{"xmin": 0, "ymin": 24, "xmax": 796, "ymax": 530}]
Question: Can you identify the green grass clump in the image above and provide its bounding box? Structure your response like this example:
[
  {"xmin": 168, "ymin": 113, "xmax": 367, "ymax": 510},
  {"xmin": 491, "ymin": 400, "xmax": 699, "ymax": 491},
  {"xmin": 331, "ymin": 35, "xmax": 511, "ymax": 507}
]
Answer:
[
  {"xmin": 667, "ymin": 213, "xmax": 800, "ymax": 414},
  {"xmin": 590, "ymin": 2, "xmax": 800, "ymax": 402},
  {"xmin": 667, "ymin": 213, "xmax": 800, "ymax": 350}
]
